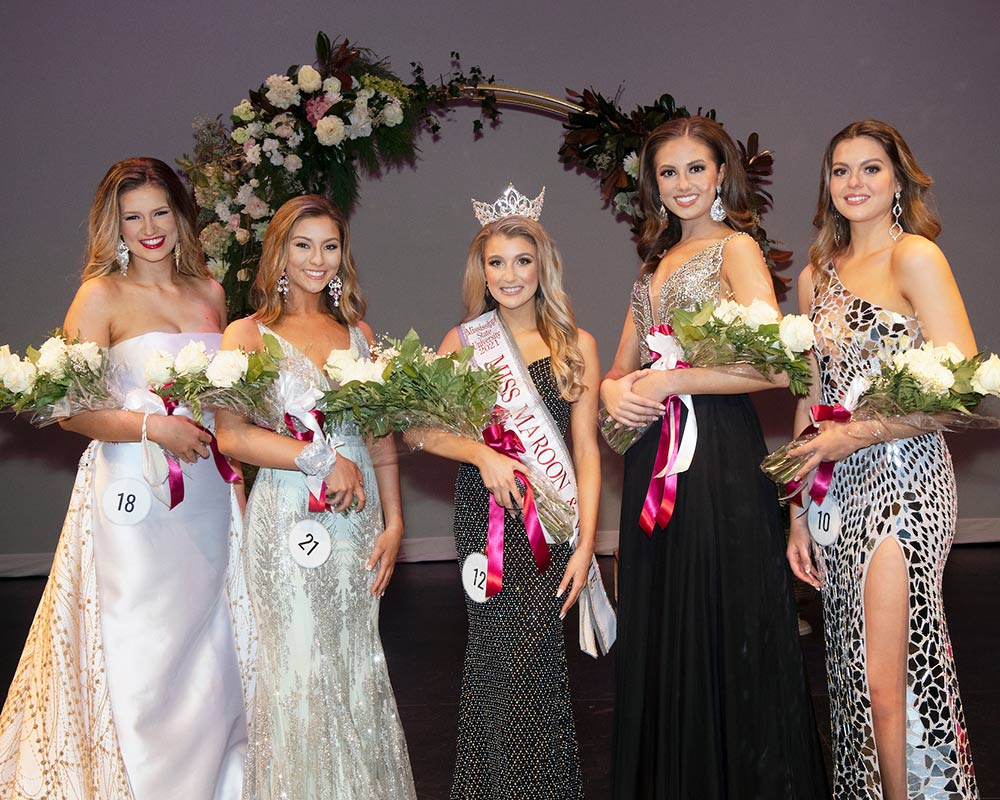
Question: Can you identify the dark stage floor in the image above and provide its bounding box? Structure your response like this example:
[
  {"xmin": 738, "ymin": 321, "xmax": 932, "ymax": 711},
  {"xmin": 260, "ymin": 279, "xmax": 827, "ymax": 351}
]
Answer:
[{"xmin": 2, "ymin": 546, "xmax": 999, "ymax": 798}]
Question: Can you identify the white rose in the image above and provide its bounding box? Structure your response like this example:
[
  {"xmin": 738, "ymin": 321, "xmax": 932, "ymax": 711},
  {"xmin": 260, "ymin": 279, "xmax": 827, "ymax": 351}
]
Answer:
[
  {"xmin": 235, "ymin": 228, "xmax": 251, "ymax": 245},
  {"xmin": 740, "ymin": 299, "xmax": 780, "ymax": 330},
  {"xmin": 68, "ymin": 341, "xmax": 103, "ymax": 373},
  {"xmin": 324, "ymin": 347, "xmax": 361, "ymax": 382},
  {"xmin": 233, "ymin": 99, "xmax": 256, "ymax": 122},
  {"xmin": 971, "ymin": 353, "xmax": 1000, "ymax": 396},
  {"xmin": 712, "ymin": 299, "xmax": 742, "ymax": 325},
  {"xmin": 297, "ymin": 64, "xmax": 322, "ymax": 93},
  {"xmin": 36, "ymin": 337, "xmax": 69, "ymax": 378},
  {"xmin": 322, "ymin": 77, "xmax": 341, "ymax": 95},
  {"xmin": 315, "ymin": 116, "xmax": 346, "ymax": 147},
  {"xmin": 380, "ymin": 99, "xmax": 404, "ymax": 127},
  {"xmin": 244, "ymin": 195, "xmax": 271, "ymax": 220},
  {"xmin": 923, "ymin": 341, "xmax": 966, "ymax": 366},
  {"xmin": 173, "ymin": 340, "xmax": 209, "ymax": 376},
  {"xmin": 264, "ymin": 74, "xmax": 300, "ymax": 109},
  {"xmin": 145, "ymin": 350, "xmax": 176, "ymax": 387},
  {"xmin": 205, "ymin": 350, "xmax": 249, "ymax": 388},
  {"xmin": 244, "ymin": 142, "xmax": 261, "ymax": 165},
  {"xmin": 246, "ymin": 122, "xmax": 263, "ymax": 138},
  {"xmin": 899, "ymin": 350, "xmax": 955, "ymax": 395},
  {"xmin": 283, "ymin": 153, "xmax": 303, "ymax": 172},
  {"xmin": 0, "ymin": 344, "xmax": 16, "ymax": 374},
  {"xmin": 3, "ymin": 357, "xmax": 37, "ymax": 394},
  {"xmin": 778, "ymin": 315, "xmax": 815, "ymax": 353},
  {"xmin": 345, "ymin": 105, "xmax": 373, "ymax": 139},
  {"xmin": 236, "ymin": 269, "xmax": 251, "ymax": 282}
]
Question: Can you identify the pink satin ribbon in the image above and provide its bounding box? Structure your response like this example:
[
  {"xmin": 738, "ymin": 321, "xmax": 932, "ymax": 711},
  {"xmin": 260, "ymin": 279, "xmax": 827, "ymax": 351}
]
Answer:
[
  {"xmin": 482, "ymin": 422, "xmax": 550, "ymax": 598},
  {"xmin": 284, "ymin": 410, "xmax": 331, "ymax": 512},
  {"xmin": 784, "ymin": 402, "xmax": 852, "ymax": 506},
  {"xmin": 639, "ymin": 325, "xmax": 690, "ymax": 536}
]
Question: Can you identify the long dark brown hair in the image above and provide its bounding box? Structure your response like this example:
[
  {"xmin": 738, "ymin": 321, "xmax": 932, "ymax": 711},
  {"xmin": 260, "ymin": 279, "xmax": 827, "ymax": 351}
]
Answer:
[
  {"xmin": 636, "ymin": 116, "xmax": 754, "ymax": 269},
  {"xmin": 810, "ymin": 120, "xmax": 940, "ymax": 283},
  {"xmin": 252, "ymin": 195, "xmax": 365, "ymax": 326},
  {"xmin": 82, "ymin": 157, "xmax": 207, "ymax": 281}
]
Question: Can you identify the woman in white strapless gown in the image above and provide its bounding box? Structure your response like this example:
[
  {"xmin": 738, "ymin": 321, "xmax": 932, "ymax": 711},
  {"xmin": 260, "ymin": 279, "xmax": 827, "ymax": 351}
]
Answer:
[{"xmin": 0, "ymin": 158, "xmax": 251, "ymax": 800}]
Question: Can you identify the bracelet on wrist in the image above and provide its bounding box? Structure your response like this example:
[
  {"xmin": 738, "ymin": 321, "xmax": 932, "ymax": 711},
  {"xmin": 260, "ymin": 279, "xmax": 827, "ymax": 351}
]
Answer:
[{"xmin": 295, "ymin": 440, "xmax": 337, "ymax": 476}]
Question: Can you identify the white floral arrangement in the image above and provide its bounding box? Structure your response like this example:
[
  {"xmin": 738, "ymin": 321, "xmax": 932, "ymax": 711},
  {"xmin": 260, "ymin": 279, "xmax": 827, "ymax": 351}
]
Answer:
[
  {"xmin": 0, "ymin": 334, "xmax": 115, "ymax": 425},
  {"xmin": 147, "ymin": 335, "xmax": 283, "ymax": 423},
  {"xmin": 762, "ymin": 342, "xmax": 1000, "ymax": 499}
]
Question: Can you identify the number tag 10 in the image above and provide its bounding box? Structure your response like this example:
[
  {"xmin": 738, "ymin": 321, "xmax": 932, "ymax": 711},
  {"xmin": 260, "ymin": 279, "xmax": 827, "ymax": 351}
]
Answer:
[
  {"xmin": 288, "ymin": 519, "xmax": 332, "ymax": 568},
  {"xmin": 101, "ymin": 478, "xmax": 153, "ymax": 525},
  {"xmin": 807, "ymin": 493, "xmax": 841, "ymax": 546},
  {"xmin": 461, "ymin": 552, "xmax": 489, "ymax": 603}
]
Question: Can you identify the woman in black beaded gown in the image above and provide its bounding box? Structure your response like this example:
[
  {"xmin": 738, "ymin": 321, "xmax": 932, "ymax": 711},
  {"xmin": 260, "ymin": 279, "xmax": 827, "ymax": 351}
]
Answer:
[
  {"xmin": 410, "ymin": 195, "xmax": 603, "ymax": 800},
  {"xmin": 601, "ymin": 117, "xmax": 829, "ymax": 799}
]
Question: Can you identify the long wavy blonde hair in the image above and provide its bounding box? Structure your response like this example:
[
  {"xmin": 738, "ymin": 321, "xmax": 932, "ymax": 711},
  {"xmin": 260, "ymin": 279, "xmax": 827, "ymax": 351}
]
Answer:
[
  {"xmin": 463, "ymin": 216, "xmax": 585, "ymax": 402},
  {"xmin": 82, "ymin": 158, "xmax": 208, "ymax": 281},
  {"xmin": 252, "ymin": 195, "xmax": 365, "ymax": 327},
  {"xmin": 810, "ymin": 120, "xmax": 940, "ymax": 289},
  {"xmin": 636, "ymin": 116, "xmax": 755, "ymax": 270}
]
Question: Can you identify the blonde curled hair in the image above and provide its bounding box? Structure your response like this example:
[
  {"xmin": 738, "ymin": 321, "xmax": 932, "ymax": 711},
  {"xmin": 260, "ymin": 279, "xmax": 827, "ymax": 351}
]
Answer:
[
  {"xmin": 463, "ymin": 216, "xmax": 585, "ymax": 402},
  {"xmin": 82, "ymin": 157, "xmax": 208, "ymax": 281},
  {"xmin": 252, "ymin": 195, "xmax": 365, "ymax": 327}
]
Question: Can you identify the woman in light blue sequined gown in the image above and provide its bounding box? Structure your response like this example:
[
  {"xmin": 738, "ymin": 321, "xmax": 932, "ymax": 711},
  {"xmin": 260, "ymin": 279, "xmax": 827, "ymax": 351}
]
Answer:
[
  {"xmin": 787, "ymin": 121, "xmax": 979, "ymax": 799},
  {"xmin": 216, "ymin": 196, "xmax": 415, "ymax": 800}
]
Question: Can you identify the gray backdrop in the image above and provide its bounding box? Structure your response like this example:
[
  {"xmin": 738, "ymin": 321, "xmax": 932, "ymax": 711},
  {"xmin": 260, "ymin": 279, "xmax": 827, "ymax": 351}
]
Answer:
[{"xmin": 1, "ymin": 0, "xmax": 998, "ymax": 568}]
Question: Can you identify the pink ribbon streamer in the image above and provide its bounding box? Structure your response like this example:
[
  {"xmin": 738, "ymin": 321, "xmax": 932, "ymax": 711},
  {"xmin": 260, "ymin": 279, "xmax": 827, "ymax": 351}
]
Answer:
[
  {"xmin": 482, "ymin": 422, "xmax": 551, "ymax": 598},
  {"xmin": 157, "ymin": 395, "xmax": 186, "ymax": 509},
  {"xmin": 784, "ymin": 402, "xmax": 852, "ymax": 506},
  {"xmin": 638, "ymin": 326, "xmax": 690, "ymax": 536},
  {"xmin": 284, "ymin": 410, "xmax": 332, "ymax": 512}
]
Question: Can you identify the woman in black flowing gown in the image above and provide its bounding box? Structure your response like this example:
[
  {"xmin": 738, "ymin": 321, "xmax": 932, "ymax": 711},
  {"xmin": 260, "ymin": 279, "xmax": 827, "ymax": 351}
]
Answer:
[{"xmin": 601, "ymin": 117, "xmax": 829, "ymax": 799}]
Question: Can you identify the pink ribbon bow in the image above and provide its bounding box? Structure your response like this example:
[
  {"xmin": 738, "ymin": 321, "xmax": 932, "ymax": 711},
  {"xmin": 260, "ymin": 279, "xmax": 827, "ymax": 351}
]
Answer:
[
  {"xmin": 284, "ymin": 409, "xmax": 333, "ymax": 512},
  {"xmin": 481, "ymin": 421, "xmax": 551, "ymax": 598},
  {"xmin": 784, "ymin": 402, "xmax": 852, "ymax": 506}
]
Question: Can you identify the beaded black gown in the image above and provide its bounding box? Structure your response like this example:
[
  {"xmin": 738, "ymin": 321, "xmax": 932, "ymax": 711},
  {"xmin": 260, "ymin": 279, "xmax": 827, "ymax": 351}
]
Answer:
[
  {"xmin": 610, "ymin": 235, "xmax": 829, "ymax": 799},
  {"xmin": 451, "ymin": 357, "xmax": 583, "ymax": 800}
]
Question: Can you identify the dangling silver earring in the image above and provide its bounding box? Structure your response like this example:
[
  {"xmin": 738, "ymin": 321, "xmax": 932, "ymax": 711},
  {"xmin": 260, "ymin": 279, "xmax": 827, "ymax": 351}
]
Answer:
[
  {"xmin": 276, "ymin": 272, "xmax": 289, "ymax": 299},
  {"xmin": 116, "ymin": 237, "xmax": 130, "ymax": 276},
  {"xmin": 174, "ymin": 243, "xmax": 181, "ymax": 271},
  {"xmin": 833, "ymin": 213, "xmax": 842, "ymax": 245},
  {"xmin": 710, "ymin": 186, "xmax": 727, "ymax": 222},
  {"xmin": 889, "ymin": 190, "xmax": 903, "ymax": 241},
  {"xmin": 657, "ymin": 197, "xmax": 669, "ymax": 221},
  {"xmin": 327, "ymin": 274, "xmax": 343, "ymax": 307}
]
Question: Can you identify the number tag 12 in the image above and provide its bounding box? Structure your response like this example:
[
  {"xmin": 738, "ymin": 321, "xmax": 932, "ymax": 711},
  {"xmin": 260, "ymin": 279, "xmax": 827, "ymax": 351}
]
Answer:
[
  {"xmin": 807, "ymin": 493, "xmax": 841, "ymax": 546},
  {"xmin": 101, "ymin": 478, "xmax": 153, "ymax": 525},
  {"xmin": 288, "ymin": 519, "xmax": 332, "ymax": 569},
  {"xmin": 461, "ymin": 552, "xmax": 489, "ymax": 603}
]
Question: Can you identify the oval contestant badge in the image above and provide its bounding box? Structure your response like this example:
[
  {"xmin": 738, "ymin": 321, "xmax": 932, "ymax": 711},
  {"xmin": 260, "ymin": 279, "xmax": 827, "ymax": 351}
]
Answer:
[
  {"xmin": 288, "ymin": 519, "xmax": 332, "ymax": 569},
  {"xmin": 807, "ymin": 493, "xmax": 841, "ymax": 546},
  {"xmin": 101, "ymin": 477, "xmax": 153, "ymax": 526},
  {"xmin": 461, "ymin": 552, "xmax": 490, "ymax": 603}
]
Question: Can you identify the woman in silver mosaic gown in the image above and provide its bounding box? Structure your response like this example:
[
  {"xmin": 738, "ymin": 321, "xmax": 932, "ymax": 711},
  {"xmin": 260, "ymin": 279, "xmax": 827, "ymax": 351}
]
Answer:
[
  {"xmin": 787, "ymin": 121, "xmax": 979, "ymax": 799},
  {"xmin": 216, "ymin": 196, "xmax": 415, "ymax": 800},
  {"xmin": 603, "ymin": 117, "xmax": 828, "ymax": 799}
]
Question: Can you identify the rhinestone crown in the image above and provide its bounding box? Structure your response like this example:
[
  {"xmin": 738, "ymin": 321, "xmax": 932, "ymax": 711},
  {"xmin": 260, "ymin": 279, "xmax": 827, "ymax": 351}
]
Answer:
[{"xmin": 471, "ymin": 183, "xmax": 545, "ymax": 226}]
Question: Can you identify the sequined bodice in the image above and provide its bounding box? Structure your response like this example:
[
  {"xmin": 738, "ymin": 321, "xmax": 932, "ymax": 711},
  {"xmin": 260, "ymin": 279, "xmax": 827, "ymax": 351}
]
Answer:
[
  {"xmin": 630, "ymin": 233, "xmax": 746, "ymax": 363},
  {"xmin": 810, "ymin": 268, "xmax": 923, "ymax": 406},
  {"xmin": 256, "ymin": 323, "xmax": 368, "ymax": 435}
]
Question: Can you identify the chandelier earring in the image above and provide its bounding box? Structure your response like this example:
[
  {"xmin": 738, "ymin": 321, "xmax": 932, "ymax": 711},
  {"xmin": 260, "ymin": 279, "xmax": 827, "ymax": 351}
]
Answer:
[
  {"xmin": 174, "ymin": 243, "xmax": 181, "ymax": 271},
  {"xmin": 657, "ymin": 197, "xmax": 669, "ymax": 221},
  {"xmin": 710, "ymin": 185, "xmax": 727, "ymax": 222},
  {"xmin": 276, "ymin": 272, "xmax": 289, "ymax": 299},
  {"xmin": 328, "ymin": 274, "xmax": 343, "ymax": 307},
  {"xmin": 116, "ymin": 237, "xmax": 131, "ymax": 276},
  {"xmin": 889, "ymin": 190, "xmax": 903, "ymax": 241},
  {"xmin": 833, "ymin": 212, "xmax": 842, "ymax": 245}
]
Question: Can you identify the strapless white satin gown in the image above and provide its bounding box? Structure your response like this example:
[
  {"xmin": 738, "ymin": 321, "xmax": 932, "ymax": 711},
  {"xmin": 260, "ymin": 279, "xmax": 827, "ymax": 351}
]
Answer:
[{"xmin": 0, "ymin": 332, "xmax": 254, "ymax": 800}]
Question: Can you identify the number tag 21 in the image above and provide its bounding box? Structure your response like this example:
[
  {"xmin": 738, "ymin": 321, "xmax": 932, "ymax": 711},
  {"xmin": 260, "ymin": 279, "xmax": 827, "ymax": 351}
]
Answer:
[{"xmin": 288, "ymin": 519, "xmax": 332, "ymax": 568}]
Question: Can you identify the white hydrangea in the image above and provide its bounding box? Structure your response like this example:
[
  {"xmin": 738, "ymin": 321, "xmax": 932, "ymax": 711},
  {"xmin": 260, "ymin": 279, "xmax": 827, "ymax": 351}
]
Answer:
[
  {"xmin": 246, "ymin": 121, "xmax": 264, "ymax": 138},
  {"xmin": 244, "ymin": 142, "xmax": 261, "ymax": 166},
  {"xmin": 3, "ymin": 357, "xmax": 37, "ymax": 394},
  {"xmin": 971, "ymin": 353, "xmax": 1000, "ymax": 396},
  {"xmin": 205, "ymin": 350, "xmax": 249, "ymax": 388},
  {"xmin": 68, "ymin": 341, "xmax": 103, "ymax": 372},
  {"xmin": 206, "ymin": 258, "xmax": 228, "ymax": 282},
  {"xmin": 145, "ymin": 350, "xmax": 175, "ymax": 387},
  {"xmin": 35, "ymin": 337, "xmax": 69, "ymax": 378},
  {"xmin": 740, "ymin": 299, "xmax": 780, "ymax": 330},
  {"xmin": 315, "ymin": 116, "xmax": 347, "ymax": 147},
  {"xmin": 173, "ymin": 340, "xmax": 209, "ymax": 376},
  {"xmin": 297, "ymin": 64, "xmax": 322, "ymax": 93},
  {"xmin": 380, "ymin": 98, "xmax": 404, "ymax": 127},
  {"xmin": 778, "ymin": 315, "xmax": 815, "ymax": 353},
  {"xmin": 264, "ymin": 74, "xmax": 300, "ymax": 109},
  {"xmin": 252, "ymin": 222, "xmax": 269, "ymax": 242},
  {"xmin": 199, "ymin": 222, "xmax": 231, "ymax": 259},
  {"xmin": 712, "ymin": 299, "xmax": 742, "ymax": 325},
  {"xmin": 623, "ymin": 151, "xmax": 639, "ymax": 180},
  {"xmin": 214, "ymin": 200, "xmax": 233, "ymax": 222},
  {"xmin": 287, "ymin": 129, "xmax": 305, "ymax": 148},
  {"xmin": 233, "ymin": 99, "xmax": 256, "ymax": 122}
]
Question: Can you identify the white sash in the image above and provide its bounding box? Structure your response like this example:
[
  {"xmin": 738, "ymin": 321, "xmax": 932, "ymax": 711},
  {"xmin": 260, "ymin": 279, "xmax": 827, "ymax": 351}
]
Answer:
[{"xmin": 459, "ymin": 310, "xmax": 616, "ymax": 656}]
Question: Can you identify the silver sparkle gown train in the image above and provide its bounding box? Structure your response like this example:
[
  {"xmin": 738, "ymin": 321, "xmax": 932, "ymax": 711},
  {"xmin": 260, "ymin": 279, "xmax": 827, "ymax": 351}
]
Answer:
[{"xmin": 241, "ymin": 324, "xmax": 415, "ymax": 800}]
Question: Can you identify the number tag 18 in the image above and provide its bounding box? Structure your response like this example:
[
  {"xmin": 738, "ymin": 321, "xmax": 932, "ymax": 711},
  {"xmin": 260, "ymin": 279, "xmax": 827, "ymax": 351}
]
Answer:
[
  {"xmin": 288, "ymin": 519, "xmax": 332, "ymax": 568},
  {"xmin": 101, "ymin": 478, "xmax": 153, "ymax": 525},
  {"xmin": 807, "ymin": 493, "xmax": 841, "ymax": 546},
  {"xmin": 461, "ymin": 552, "xmax": 489, "ymax": 603}
]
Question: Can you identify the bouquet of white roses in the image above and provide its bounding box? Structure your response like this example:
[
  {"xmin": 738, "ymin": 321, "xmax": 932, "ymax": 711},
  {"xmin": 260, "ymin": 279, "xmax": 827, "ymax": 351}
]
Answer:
[
  {"xmin": 761, "ymin": 343, "xmax": 1000, "ymax": 501},
  {"xmin": 0, "ymin": 334, "xmax": 116, "ymax": 425},
  {"xmin": 146, "ymin": 334, "xmax": 283, "ymax": 423},
  {"xmin": 600, "ymin": 299, "xmax": 815, "ymax": 454}
]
